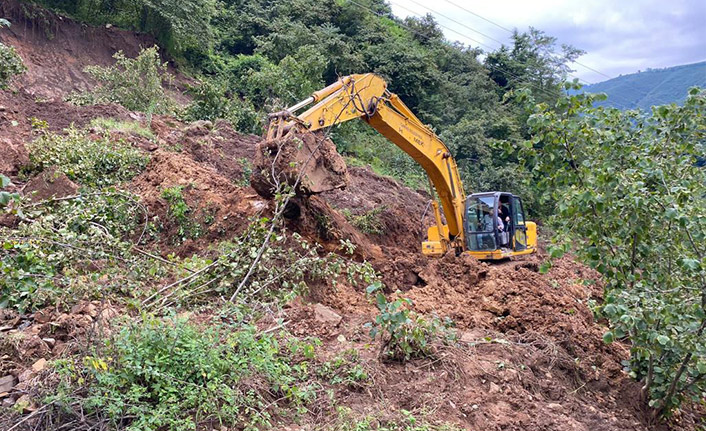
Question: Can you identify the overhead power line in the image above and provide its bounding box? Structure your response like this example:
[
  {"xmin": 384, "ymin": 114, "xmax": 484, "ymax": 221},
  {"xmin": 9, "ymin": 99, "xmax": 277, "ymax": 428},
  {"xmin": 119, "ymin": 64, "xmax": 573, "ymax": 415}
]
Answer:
[
  {"xmin": 396, "ymin": 0, "xmax": 642, "ymax": 109},
  {"xmin": 407, "ymin": 0, "xmax": 508, "ymax": 48},
  {"xmin": 439, "ymin": 0, "xmax": 513, "ymax": 33},
  {"xmin": 438, "ymin": 0, "xmax": 614, "ymax": 80},
  {"xmin": 351, "ymin": 0, "xmax": 635, "ymax": 110},
  {"xmin": 348, "ymin": 0, "xmax": 589, "ymax": 106},
  {"xmin": 393, "ymin": 0, "xmax": 597, "ymax": 87}
]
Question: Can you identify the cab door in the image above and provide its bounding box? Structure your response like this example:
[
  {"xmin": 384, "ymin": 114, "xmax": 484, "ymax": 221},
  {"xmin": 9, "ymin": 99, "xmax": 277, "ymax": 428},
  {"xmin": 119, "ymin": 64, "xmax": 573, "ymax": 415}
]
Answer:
[{"xmin": 512, "ymin": 196, "xmax": 527, "ymax": 251}]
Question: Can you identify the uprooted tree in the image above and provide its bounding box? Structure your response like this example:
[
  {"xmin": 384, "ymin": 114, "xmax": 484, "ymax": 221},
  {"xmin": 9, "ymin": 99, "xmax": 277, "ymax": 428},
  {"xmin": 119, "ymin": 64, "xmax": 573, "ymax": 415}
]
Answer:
[{"xmin": 521, "ymin": 85, "xmax": 706, "ymax": 417}]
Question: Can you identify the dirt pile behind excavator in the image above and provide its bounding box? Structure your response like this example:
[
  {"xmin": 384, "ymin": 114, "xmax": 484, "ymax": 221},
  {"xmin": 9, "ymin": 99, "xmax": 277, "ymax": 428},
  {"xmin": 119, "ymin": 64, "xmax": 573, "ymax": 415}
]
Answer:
[{"xmin": 250, "ymin": 130, "xmax": 349, "ymax": 198}]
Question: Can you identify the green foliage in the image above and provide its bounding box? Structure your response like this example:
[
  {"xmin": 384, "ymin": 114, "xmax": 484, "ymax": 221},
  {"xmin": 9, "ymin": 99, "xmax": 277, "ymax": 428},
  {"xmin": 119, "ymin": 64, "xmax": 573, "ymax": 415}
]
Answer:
[
  {"xmin": 342, "ymin": 205, "xmax": 386, "ymax": 235},
  {"xmin": 160, "ymin": 185, "xmax": 202, "ymax": 242},
  {"xmin": 0, "ymin": 174, "xmax": 20, "ymax": 209},
  {"xmin": 236, "ymin": 157, "xmax": 253, "ymax": 187},
  {"xmin": 50, "ymin": 315, "xmax": 317, "ymax": 430},
  {"xmin": 182, "ymin": 79, "xmax": 261, "ymax": 134},
  {"xmin": 317, "ymin": 349, "xmax": 369, "ymax": 388},
  {"xmin": 365, "ymin": 282, "xmax": 455, "ymax": 362},
  {"xmin": 0, "ymin": 190, "xmax": 146, "ymax": 312},
  {"xmin": 485, "ymin": 27, "xmax": 584, "ymax": 106},
  {"xmin": 0, "ymin": 19, "xmax": 27, "ymax": 89},
  {"xmin": 83, "ymin": 46, "xmax": 173, "ymax": 113},
  {"xmin": 521, "ymin": 85, "xmax": 706, "ymax": 416},
  {"xmin": 26, "ymin": 127, "xmax": 148, "ymax": 187}
]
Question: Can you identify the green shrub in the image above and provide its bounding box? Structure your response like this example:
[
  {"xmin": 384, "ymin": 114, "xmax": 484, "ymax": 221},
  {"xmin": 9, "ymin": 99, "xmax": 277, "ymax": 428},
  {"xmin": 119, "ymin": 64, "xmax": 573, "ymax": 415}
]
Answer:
[
  {"xmin": 0, "ymin": 190, "xmax": 146, "ymax": 312},
  {"xmin": 523, "ymin": 86, "xmax": 706, "ymax": 416},
  {"xmin": 182, "ymin": 79, "xmax": 261, "ymax": 134},
  {"xmin": 84, "ymin": 46, "xmax": 174, "ymax": 113},
  {"xmin": 317, "ymin": 349, "xmax": 369, "ymax": 388},
  {"xmin": 26, "ymin": 127, "xmax": 148, "ymax": 187},
  {"xmin": 161, "ymin": 185, "xmax": 202, "ymax": 242},
  {"xmin": 49, "ymin": 315, "xmax": 317, "ymax": 430},
  {"xmin": 0, "ymin": 20, "xmax": 27, "ymax": 89},
  {"xmin": 0, "ymin": 174, "xmax": 20, "ymax": 209},
  {"xmin": 365, "ymin": 282, "xmax": 455, "ymax": 362}
]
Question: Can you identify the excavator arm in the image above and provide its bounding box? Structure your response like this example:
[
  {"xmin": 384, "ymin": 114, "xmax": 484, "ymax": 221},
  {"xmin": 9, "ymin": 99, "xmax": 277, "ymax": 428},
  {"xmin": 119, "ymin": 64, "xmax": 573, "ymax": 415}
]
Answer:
[{"xmin": 266, "ymin": 73, "xmax": 466, "ymax": 256}]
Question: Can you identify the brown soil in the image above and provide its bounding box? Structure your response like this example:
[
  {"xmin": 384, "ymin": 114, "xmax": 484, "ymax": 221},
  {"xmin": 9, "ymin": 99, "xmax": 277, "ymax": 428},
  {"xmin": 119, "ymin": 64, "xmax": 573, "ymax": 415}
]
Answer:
[{"xmin": 22, "ymin": 166, "xmax": 78, "ymax": 202}]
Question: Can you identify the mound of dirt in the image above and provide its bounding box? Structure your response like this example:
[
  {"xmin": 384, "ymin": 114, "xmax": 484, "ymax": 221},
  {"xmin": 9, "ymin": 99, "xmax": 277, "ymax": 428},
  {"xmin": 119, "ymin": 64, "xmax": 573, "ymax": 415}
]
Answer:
[
  {"xmin": 321, "ymin": 166, "xmax": 434, "ymax": 254},
  {"xmin": 23, "ymin": 167, "xmax": 78, "ymax": 202},
  {"xmin": 130, "ymin": 149, "xmax": 266, "ymax": 256}
]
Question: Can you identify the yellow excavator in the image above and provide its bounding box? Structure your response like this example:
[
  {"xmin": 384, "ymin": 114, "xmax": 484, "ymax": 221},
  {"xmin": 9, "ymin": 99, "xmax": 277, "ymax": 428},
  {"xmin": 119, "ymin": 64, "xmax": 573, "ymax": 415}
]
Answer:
[{"xmin": 262, "ymin": 73, "xmax": 536, "ymax": 260}]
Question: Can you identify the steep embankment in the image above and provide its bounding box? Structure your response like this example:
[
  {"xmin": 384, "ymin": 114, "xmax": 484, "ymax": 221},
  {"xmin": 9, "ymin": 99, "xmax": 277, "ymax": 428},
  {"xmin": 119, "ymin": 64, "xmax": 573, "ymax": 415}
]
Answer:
[{"xmin": 1, "ymin": 6, "xmax": 703, "ymax": 431}]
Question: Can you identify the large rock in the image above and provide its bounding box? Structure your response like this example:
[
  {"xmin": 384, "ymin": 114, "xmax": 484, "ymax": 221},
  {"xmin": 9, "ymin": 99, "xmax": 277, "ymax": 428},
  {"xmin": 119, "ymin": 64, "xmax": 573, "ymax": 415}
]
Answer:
[
  {"xmin": 313, "ymin": 303, "xmax": 342, "ymax": 327},
  {"xmin": 0, "ymin": 375, "xmax": 15, "ymax": 394}
]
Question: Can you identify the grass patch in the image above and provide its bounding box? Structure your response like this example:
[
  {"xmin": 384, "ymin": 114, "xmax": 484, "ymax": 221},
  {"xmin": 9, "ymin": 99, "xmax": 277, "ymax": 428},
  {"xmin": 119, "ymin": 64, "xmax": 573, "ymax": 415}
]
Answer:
[
  {"xmin": 342, "ymin": 206, "xmax": 387, "ymax": 235},
  {"xmin": 90, "ymin": 117, "xmax": 155, "ymax": 140}
]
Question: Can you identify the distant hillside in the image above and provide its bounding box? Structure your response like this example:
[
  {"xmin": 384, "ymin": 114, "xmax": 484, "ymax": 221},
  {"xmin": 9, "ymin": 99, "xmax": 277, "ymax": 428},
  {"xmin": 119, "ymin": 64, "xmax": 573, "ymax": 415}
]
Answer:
[{"xmin": 580, "ymin": 61, "xmax": 706, "ymax": 110}]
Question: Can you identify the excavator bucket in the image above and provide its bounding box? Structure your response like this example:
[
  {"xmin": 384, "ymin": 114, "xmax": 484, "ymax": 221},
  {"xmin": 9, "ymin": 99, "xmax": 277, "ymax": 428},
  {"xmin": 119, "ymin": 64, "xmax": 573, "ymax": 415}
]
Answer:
[{"xmin": 251, "ymin": 129, "xmax": 349, "ymax": 198}]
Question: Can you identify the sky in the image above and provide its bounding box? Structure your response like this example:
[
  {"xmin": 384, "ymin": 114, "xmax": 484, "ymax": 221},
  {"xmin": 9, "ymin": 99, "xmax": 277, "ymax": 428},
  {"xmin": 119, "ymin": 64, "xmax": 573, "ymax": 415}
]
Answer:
[{"xmin": 388, "ymin": 0, "xmax": 706, "ymax": 84}]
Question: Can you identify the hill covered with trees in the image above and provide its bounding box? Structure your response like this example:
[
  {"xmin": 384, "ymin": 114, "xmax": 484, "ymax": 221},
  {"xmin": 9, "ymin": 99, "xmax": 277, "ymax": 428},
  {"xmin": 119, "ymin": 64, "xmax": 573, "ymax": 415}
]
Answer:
[{"xmin": 581, "ymin": 61, "xmax": 706, "ymax": 110}]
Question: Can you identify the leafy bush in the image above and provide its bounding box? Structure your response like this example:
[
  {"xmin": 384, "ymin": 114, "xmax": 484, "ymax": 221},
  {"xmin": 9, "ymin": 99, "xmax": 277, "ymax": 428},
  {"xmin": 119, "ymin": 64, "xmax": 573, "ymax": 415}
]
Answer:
[
  {"xmin": 26, "ymin": 127, "xmax": 148, "ymax": 187},
  {"xmin": 317, "ymin": 349, "xmax": 369, "ymax": 389},
  {"xmin": 160, "ymin": 185, "xmax": 202, "ymax": 242},
  {"xmin": 84, "ymin": 46, "xmax": 173, "ymax": 113},
  {"xmin": 0, "ymin": 19, "xmax": 26, "ymax": 89},
  {"xmin": 523, "ymin": 86, "xmax": 706, "ymax": 416},
  {"xmin": 49, "ymin": 315, "xmax": 317, "ymax": 430},
  {"xmin": 0, "ymin": 174, "xmax": 20, "ymax": 209},
  {"xmin": 182, "ymin": 79, "xmax": 261, "ymax": 134},
  {"xmin": 0, "ymin": 190, "xmax": 146, "ymax": 312},
  {"xmin": 365, "ymin": 282, "xmax": 455, "ymax": 362}
]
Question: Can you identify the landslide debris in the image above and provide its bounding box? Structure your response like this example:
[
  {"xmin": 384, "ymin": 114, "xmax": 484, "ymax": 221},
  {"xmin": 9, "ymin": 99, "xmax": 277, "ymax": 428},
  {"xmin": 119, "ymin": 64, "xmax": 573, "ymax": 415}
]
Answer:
[{"xmin": 251, "ymin": 130, "xmax": 349, "ymax": 198}]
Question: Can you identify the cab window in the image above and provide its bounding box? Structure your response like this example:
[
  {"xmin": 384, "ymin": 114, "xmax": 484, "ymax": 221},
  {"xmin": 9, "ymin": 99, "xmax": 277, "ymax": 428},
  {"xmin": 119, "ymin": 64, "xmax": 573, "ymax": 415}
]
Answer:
[{"xmin": 466, "ymin": 196, "xmax": 495, "ymax": 233}]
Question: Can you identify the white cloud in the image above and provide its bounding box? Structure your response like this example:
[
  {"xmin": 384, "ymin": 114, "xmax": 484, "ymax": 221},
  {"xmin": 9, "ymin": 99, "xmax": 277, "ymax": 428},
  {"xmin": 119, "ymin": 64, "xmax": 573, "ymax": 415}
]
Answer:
[{"xmin": 389, "ymin": 0, "xmax": 706, "ymax": 83}]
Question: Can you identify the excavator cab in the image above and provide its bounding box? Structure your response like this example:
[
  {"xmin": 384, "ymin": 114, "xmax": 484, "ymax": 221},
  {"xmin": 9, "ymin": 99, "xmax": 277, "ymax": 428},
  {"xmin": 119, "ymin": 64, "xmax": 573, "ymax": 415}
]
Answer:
[{"xmin": 463, "ymin": 192, "xmax": 537, "ymax": 260}]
